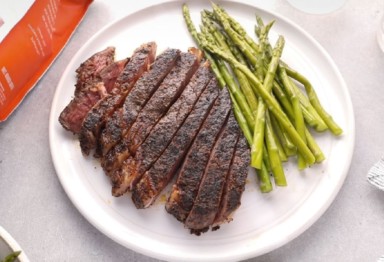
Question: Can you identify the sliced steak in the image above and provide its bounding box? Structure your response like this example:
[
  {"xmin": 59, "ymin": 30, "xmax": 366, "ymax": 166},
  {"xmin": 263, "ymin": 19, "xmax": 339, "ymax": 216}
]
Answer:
[
  {"xmin": 99, "ymin": 48, "xmax": 180, "ymax": 157},
  {"xmin": 110, "ymin": 61, "xmax": 214, "ymax": 196},
  {"xmin": 74, "ymin": 47, "xmax": 115, "ymax": 95},
  {"xmin": 58, "ymin": 47, "xmax": 115, "ymax": 134},
  {"xmin": 213, "ymin": 133, "xmax": 250, "ymax": 226},
  {"xmin": 100, "ymin": 58, "xmax": 129, "ymax": 93},
  {"xmin": 58, "ymin": 83, "xmax": 107, "ymax": 134},
  {"xmin": 127, "ymin": 50, "xmax": 202, "ymax": 154},
  {"xmin": 165, "ymin": 88, "xmax": 232, "ymax": 223},
  {"xmin": 131, "ymin": 78, "xmax": 221, "ymax": 208},
  {"xmin": 101, "ymin": 50, "xmax": 199, "ymax": 173},
  {"xmin": 78, "ymin": 43, "xmax": 157, "ymax": 155},
  {"xmin": 184, "ymin": 111, "xmax": 240, "ymax": 233},
  {"xmin": 110, "ymin": 42, "xmax": 157, "ymax": 95},
  {"xmin": 102, "ymin": 50, "xmax": 200, "ymax": 174},
  {"xmin": 79, "ymin": 94, "xmax": 125, "ymax": 155}
]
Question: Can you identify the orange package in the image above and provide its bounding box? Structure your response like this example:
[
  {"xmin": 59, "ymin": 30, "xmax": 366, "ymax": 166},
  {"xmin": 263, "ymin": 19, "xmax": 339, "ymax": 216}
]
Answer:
[{"xmin": 0, "ymin": 0, "xmax": 93, "ymax": 121}]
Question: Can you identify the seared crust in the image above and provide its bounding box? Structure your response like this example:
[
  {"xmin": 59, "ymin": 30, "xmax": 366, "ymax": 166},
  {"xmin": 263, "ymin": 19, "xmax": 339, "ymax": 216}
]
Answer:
[
  {"xmin": 78, "ymin": 43, "xmax": 157, "ymax": 155},
  {"xmin": 165, "ymin": 88, "xmax": 232, "ymax": 222},
  {"xmin": 99, "ymin": 48, "xmax": 180, "ymax": 158},
  {"xmin": 213, "ymin": 132, "xmax": 250, "ymax": 226},
  {"xmin": 111, "ymin": 61, "xmax": 214, "ymax": 196},
  {"xmin": 184, "ymin": 111, "xmax": 240, "ymax": 232},
  {"xmin": 127, "ymin": 51, "xmax": 202, "ymax": 154},
  {"xmin": 131, "ymin": 77, "xmax": 220, "ymax": 207},
  {"xmin": 79, "ymin": 93, "xmax": 125, "ymax": 156},
  {"xmin": 59, "ymin": 43, "xmax": 251, "ymax": 234}
]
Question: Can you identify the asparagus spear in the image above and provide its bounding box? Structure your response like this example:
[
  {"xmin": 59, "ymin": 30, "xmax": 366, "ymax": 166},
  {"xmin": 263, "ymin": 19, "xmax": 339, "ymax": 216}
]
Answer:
[
  {"xmin": 201, "ymin": 12, "xmax": 258, "ymax": 115},
  {"xmin": 197, "ymin": 9, "xmax": 274, "ymax": 192},
  {"xmin": 2, "ymin": 251, "xmax": 21, "ymax": 262},
  {"xmin": 279, "ymin": 66, "xmax": 307, "ymax": 169},
  {"xmin": 215, "ymin": 6, "xmax": 260, "ymax": 54},
  {"xmin": 258, "ymin": 161, "xmax": 273, "ymax": 193},
  {"xmin": 270, "ymin": 113, "xmax": 297, "ymax": 157},
  {"xmin": 208, "ymin": 41, "xmax": 256, "ymax": 130},
  {"xmin": 230, "ymin": 92, "xmax": 253, "ymax": 145},
  {"xmin": 231, "ymin": 92, "xmax": 273, "ymax": 192},
  {"xmin": 256, "ymin": 14, "xmax": 330, "ymax": 132},
  {"xmin": 305, "ymin": 128, "xmax": 325, "ymax": 163},
  {"xmin": 182, "ymin": 4, "xmax": 226, "ymax": 88},
  {"xmin": 182, "ymin": 3, "xmax": 338, "ymax": 192},
  {"xmin": 199, "ymin": 37, "xmax": 316, "ymax": 166},
  {"xmin": 212, "ymin": 4, "xmax": 259, "ymax": 67},
  {"xmin": 265, "ymin": 111, "xmax": 287, "ymax": 186},
  {"xmin": 285, "ymin": 66, "xmax": 343, "ymax": 135},
  {"xmin": 251, "ymin": 36, "xmax": 285, "ymax": 169},
  {"xmin": 203, "ymin": 15, "xmax": 275, "ymax": 191}
]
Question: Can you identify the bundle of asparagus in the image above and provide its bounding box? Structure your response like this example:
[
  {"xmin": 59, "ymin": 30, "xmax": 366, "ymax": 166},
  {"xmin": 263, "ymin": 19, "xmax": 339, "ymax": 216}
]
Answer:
[{"xmin": 182, "ymin": 3, "xmax": 342, "ymax": 192}]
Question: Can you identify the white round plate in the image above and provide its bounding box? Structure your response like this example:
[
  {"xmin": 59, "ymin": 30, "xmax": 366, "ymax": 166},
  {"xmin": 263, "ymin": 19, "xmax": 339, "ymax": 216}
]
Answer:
[{"xmin": 49, "ymin": 1, "xmax": 355, "ymax": 261}]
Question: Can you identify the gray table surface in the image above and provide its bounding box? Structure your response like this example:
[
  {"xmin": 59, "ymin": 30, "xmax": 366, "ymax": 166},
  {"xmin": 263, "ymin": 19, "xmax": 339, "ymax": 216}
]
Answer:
[{"xmin": 1, "ymin": 0, "xmax": 384, "ymax": 261}]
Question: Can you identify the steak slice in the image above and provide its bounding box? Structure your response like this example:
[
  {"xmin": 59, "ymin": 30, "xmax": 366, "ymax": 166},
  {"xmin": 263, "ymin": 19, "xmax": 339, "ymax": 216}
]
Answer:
[
  {"xmin": 184, "ymin": 111, "xmax": 240, "ymax": 233},
  {"xmin": 78, "ymin": 43, "xmax": 157, "ymax": 155},
  {"xmin": 79, "ymin": 94, "xmax": 125, "ymax": 155},
  {"xmin": 74, "ymin": 47, "xmax": 116, "ymax": 95},
  {"xmin": 131, "ymin": 78, "xmax": 221, "ymax": 208},
  {"xmin": 165, "ymin": 88, "xmax": 232, "ymax": 223},
  {"xmin": 111, "ymin": 42, "xmax": 157, "ymax": 95},
  {"xmin": 101, "ymin": 50, "xmax": 200, "ymax": 173},
  {"xmin": 127, "ymin": 50, "xmax": 202, "ymax": 155},
  {"xmin": 58, "ymin": 47, "xmax": 115, "ymax": 134},
  {"xmin": 100, "ymin": 58, "xmax": 129, "ymax": 93},
  {"xmin": 99, "ymin": 48, "xmax": 180, "ymax": 157},
  {"xmin": 109, "ymin": 61, "xmax": 214, "ymax": 196},
  {"xmin": 213, "ymin": 133, "xmax": 250, "ymax": 226}
]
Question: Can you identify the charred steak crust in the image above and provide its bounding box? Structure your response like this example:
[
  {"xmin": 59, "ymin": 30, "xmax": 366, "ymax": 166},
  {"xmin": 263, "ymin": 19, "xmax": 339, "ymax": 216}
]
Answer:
[
  {"xmin": 59, "ymin": 43, "xmax": 252, "ymax": 235},
  {"xmin": 99, "ymin": 48, "xmax": 180, "ymax": 159},
  {"xmin": 106, "ymin": 51, "xmax": 201, "ymax": 187},
  {"xmin": 121, "ymin": 48, "xmax": 181, "ymax": 138},
  {"xmin": 184, "ymin": 111, "xmax": 240, "ymax": 232},
  {"xmin": 58, "ymin": 47, "xmax": 115, "ymax": 134},
  {"xmin": 131, "ymin": 77, "xmax": 220, "ymax": 208},
  {"xmin": 110, "ymin": 61, "xmax": 215, "ymax": 196},
  {"xmin": 78, "ymin": 43, "xmax": 157, "ymax": 155},
  {"xmin": 165, "ymin": 87, "xmax": 232, "ymax": 223},
  {"xmin": 97, "ymin": 42, "xmax": 158, "ymax": 156},
  {"xmin": 79, "ymin": 94, "xmax": 125, "ymax": 155},
  {"xmin": 214, "ymin": 132, "xmax": 250, "ymax": 226},
  {"xmin": 127, "ymin": 51, "xmax": 202, "ymax": 154},
  {"xmin": 111, "ymin": 42, "xmax": 157, "ymax": 95}
]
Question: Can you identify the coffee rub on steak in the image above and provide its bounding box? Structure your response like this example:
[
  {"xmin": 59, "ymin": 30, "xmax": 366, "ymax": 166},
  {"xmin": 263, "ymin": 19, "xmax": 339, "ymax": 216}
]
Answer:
[
  {"xmin": 58, "ymin": 47, "xmax": 115, "ymax": 134},
  {"xmin": 98, "ymin": 48, "xmax": 180, "ymax": 158},
  {"xmin": 58, "ymin": 43, "xmax": 251, "ymax": 235},
  {"xmin": 131, "ymin": 77, "xmax": 220, "ymax": 208},
  {"xmin": 165, "ymin": 87, "xmax": 232, "ymax": 223},
  {"xmin": 213, "ymin": 133, "xmax": 250, "ymax": 227},
  {"xmin": 101, "ymin": 50, "xmax": 200, "ymax": 176},
  {"xmin": 109, "ymin": 61, "xmax": 214, "ymax": 196},
  {"xmin": 127, "ymin": 49, "xmax": 202, "ymax": 154},
  {"xmin": 184, "ymin": 111, "xmax": 240, "ymax": 234},
  {"xmin": 78, "ymin": 42, "xmax": 157, "ymax": 155}
]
